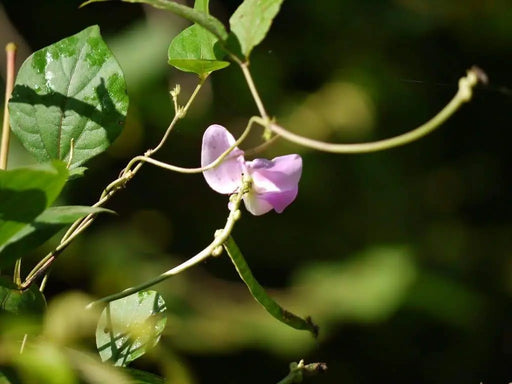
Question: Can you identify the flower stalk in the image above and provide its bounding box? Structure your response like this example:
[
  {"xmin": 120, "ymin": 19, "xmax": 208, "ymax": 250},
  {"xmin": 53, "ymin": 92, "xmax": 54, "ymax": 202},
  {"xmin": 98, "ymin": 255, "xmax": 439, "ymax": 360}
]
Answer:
[
  {"xmin": 86, "ymin": 178, "xmax": 249, "ymax": 308},
  {"xmin": 22, "ymin": 78, "xmax": 208, "ymax": 289}
]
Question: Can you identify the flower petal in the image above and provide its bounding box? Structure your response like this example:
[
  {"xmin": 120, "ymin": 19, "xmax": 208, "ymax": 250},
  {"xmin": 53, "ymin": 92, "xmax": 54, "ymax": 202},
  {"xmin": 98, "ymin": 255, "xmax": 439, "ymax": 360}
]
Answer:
[
  {"xmin": 244, "ymin": 154, "xmax": 302, "ymax": 214},
  {"xmin": 246, "ymin": 154, "xmax": 302, "ymax": 194},
  {"xmin": 201, "ymin": 124, "xmax": 244, "ymax": 194},
  {"xmin": 260, "ymin": 189, "xmax": 299, "ymax": 213},
  {"xmin": 243, "ymin": 191, "xmax": 274, "ymax": 216}
]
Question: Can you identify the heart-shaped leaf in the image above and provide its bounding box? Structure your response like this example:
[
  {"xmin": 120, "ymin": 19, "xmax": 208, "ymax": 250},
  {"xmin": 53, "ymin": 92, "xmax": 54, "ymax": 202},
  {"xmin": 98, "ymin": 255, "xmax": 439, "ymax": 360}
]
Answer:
[
  {"xmin": 229, "ymin": 0, "xmax": 284, "ymax": 59},
  {"xmin": 96, "ymin": 290, "xmax": 167, "ymax": 367},
  {"xmin": 168, "ymin": 0, "xmax": 229, "ymax": 77},
  {"xmin": 0, "ymin": 206, "xmax": 114, "ymax": 268},
  {"xmin": 0, "ymin": 161, "xmax": 68, "ymax": 256},
  {"xmin": 9, "ymin": 25, "xmax": 128, "ymax": 168}
]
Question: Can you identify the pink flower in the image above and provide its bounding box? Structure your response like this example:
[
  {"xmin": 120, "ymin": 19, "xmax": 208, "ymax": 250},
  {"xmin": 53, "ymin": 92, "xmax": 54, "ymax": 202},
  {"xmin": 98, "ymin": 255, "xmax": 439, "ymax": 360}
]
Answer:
[{"xmin": 201, "ymin": 124, "xmax": 302, "ymax": 216}]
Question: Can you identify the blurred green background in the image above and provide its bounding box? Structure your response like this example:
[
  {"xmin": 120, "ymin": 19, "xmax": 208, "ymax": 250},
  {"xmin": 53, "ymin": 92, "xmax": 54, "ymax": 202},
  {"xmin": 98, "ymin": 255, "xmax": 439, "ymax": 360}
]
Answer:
[{"xmin": 1, "ymin": 0, "xmax": 512, "ymax": 383}]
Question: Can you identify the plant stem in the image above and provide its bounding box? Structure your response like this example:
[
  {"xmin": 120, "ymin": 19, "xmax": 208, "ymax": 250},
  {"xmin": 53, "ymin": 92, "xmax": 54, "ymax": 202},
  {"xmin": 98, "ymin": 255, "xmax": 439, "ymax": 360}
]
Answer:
[
  {"xmin": 244, "ymin": 134, "xmax": 280, "ymax": 157},
  {"xmin": 241, "ymin": 65, "xmax": 483, "ymax": 154},
  {"xmin": 276, "ymin": 360, "xmax": 328, "ymax": 384},
  {"xmin": 240, "ymin": 62, "xmax": 269, "ymax": 121},
  {"xmin": 86, "ymin": 180, "xmax": 247, "ymax": 308},
  {"xmin": 1, "ymin": 43, "xmax": 16, "ymax": 170},
  {"xmin": 13, "ymin": 258, "xmax": 21, "ymax": 286},
  {"xmin": 147, "ymin": 79, "xmax": 205, "ymax": 157},
  {"xmin": 22, "ymin": 80, "xmax": 207, "ymax": 289},
  {"xmin": 122, "ymin": 115, "xmax": 263, "ymax": 176}
]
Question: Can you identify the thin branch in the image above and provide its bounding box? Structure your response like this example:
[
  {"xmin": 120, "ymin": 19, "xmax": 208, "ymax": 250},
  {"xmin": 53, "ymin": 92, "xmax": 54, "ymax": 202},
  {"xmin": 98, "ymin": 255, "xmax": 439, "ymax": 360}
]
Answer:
[
  {"xmin": 1, "ymin": 43, "xmax": 16, "ymax": 170},
  {"xmin": 22, "ymin": 80, "xmax": 208, "ymax": 288},
  {"xmin": 242, "ymin": 65, "xmax": 484, "ymax": 154},
  {"xmin": 276, "ymin": 360, "xmax": 327, "ymax": 384},
  {"xmin": 86, "ymin": 180, "xmax": 248, "ymax": 308}
]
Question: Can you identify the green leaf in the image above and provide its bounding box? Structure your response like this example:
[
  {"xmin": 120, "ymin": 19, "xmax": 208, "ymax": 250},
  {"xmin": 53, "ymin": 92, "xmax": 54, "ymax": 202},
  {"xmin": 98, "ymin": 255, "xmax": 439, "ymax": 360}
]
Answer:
[
  {"xmin": 223, "ymin": 236, "xmax": 318, "ymax": 337},
  {"xmin": 68, "ymin": 166, "xmax": 87, "ymax": 180},
  {"xmin": 0, "ymin": 372, "xmax": 14, "ymax": 384},
  {"xmin": 0, "ymin": 161, "xmax": 68, "ymax": 253},
  {"xmin": 81, "ymin": 0, "xmax": 228, "ymax": 42},
  {"xmin": 229, "ymin": 0, "xmax": 284, "ymax": 59},
  {"xmin": 96, "ymin": 290, "xmax": 167, "ymax": 367},
  {"xmin": 124, "ymin": 369, "xmax": 165, "ymax": 384},
  {"xmin": 168, "ymin": 0, "xmax": 229, "ymax": 76},
  {"xmin": 9, "ymin": 25, "xmax": 128, "ymax": 168},
  {"xmin": 292, "ymin": 246, "xmax": 416, "ymax": 323},
  {"xmin": 13, "ymin": 343, "xmax": 76, "ymax": 384},
  {"xmin": 36, "ymin": 205, "xmax": 114, "ymax": 224},
  {"xmin": 0, "ymin": 276, "xmax": 46, "ymax": 316},
  {"xmin": 0, "ymin": 206, "xmax": 113, "ymax": 268}
]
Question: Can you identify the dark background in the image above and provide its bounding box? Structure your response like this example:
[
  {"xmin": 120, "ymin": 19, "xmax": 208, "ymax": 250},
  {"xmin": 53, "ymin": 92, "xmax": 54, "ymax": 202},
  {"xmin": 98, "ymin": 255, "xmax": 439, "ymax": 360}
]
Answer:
[{"xmin": 1, "ymin": 0, "xmax": 512, "ymax": 383}]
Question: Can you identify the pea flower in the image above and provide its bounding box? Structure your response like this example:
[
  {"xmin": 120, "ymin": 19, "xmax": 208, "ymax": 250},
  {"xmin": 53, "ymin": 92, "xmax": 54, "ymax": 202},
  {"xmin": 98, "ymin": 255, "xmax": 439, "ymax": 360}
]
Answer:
[{"xmin": 201, "ymin": 124, "xmax": 302, "ymax": 216}]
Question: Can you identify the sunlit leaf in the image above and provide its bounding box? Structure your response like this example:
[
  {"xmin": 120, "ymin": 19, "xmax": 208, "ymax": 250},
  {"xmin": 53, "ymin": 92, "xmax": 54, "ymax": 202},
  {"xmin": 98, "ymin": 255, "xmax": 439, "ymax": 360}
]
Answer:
[
  {"xmin": 9, "ymin": 25, "xmax": 128, "ymax": 168},
  {"xmin": 0, "ymin": 161, "xmax": 68, "ymax": 260},
  {"xmin": 81, "ymin": 0, "xmax": 228, "ymax": 42},
  {"xmin": 229, "ymin": 0, "xmax": 284, "ymax": 59},
  {"xmin": 0, "ymin": 276, "xmax": 46, "ymax": 316},
  {"xmin": 168, "ymin": 0, "xmax": 229, "ymax": 76},
  {"xmin": 14, "ymin": 343, "xmax": 76, "ymax": 384},
  {"xmin": 96, "ymin": 290, "xmax": 167, "ymax": 367},
  {"xmin": 224, "ymin": 236, "xmax": 318, "ymax": 336},
  {"xmin": 0, "ymin": 206, "xmax": 113, "ymax": 268}
]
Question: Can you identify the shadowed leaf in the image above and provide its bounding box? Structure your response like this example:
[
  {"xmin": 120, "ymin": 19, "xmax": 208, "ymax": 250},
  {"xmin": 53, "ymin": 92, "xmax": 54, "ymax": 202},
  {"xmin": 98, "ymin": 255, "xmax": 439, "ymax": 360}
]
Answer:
[{"xmin": 9, "ymin": 25, "xmax": 128, "ymax": 168}]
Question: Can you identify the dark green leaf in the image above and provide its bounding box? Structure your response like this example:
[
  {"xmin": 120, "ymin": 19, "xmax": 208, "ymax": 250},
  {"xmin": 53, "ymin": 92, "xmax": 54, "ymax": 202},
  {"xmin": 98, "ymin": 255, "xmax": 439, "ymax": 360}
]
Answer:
[
  {"xmin": 124, "ymin": 368, "xmax": 165, "ymax": 384},
  {"xmin": 0, "ymin": 206, "xmax": 113, "ymax": 267},
  {"xmin": 168, "ymin": 0, "xmax": 229, "ymax": 76},
  {"xmin": 0, "ymin": 371, "xmax": 14, "ymax": 384},
  {"xmin": 223, "ymin": 236, "xmax": 318, "ymax": 337},
  {"xmin": 82, "ymin": 0, "xmax": 228, "ymax": 42},
  {"xmin": 68, "ymin": 166, "xmax": 87, "ymax": 180},
  {"xmin": 229, "ymin": 0, "xmax": 284, "ymax": 58},
  {"xmin": 9, "ymin": 25, "xmax": 128, "ymax": 168},
  {"xmin": 0, "ymin": 276, "xmax": 46, "ymax": 316},
  {"xmin": 0, "ymin": 161, "xmax": 68, "ymax": 252},
  {"xmin": 96, "ymin": 290, "xmax": 167, "ymax": 367},
  {"xmin": 36, "ymin": 205, "xmax": 114, "ymax": 224}
]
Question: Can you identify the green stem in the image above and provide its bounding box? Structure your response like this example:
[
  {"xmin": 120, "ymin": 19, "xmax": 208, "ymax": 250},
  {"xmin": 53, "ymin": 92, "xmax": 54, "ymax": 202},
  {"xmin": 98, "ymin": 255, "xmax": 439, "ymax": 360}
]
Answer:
[
  {"xmin": 22, "ymin": 80, "xmax": 207, "ymax": 289},
  {"xmin": 1, "ymin": 43, "xmax": 16, "ymax": 170},
  {"xmin": 13, "ymin": 258, "xmax": 21, "ymax": 286},
  {"xmin": 276, "ymin": 360, "xmax": 328, "ymax": 384},
  {"xmin": 86, "ymin": 181, "xmax": 247, "ymax": 308},
  {"xmin": 224, "ymin": 236, "xmax": 318, "ymax": 336},
  {"xmin": 244, "ymin": 134, "xmax": 280, "ymax": 157},
  {"xmin": 122, "ymin": 115, "xmax": 263, "ymax": 176},
  {"xmin": 147, "ymin": 79, "xmax": 205, "ymax": 157},
  {"xmin": 240, "ymin": 62, "xmax": 269, "ymax": 121},
  {"xmin": 242, "ymin": 65, "xmax": 482, "ymax": 154}
]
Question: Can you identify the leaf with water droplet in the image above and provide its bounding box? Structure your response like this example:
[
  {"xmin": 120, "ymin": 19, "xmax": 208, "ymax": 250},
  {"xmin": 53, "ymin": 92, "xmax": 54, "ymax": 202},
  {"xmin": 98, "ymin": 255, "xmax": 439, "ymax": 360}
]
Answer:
[
  {"xmin": 95, "ymin": 290, "xmax": 167, "ymax": 367},
  {"xmin": 9, "ymin": 25, "xmax": 128, "ymax": 168}
]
